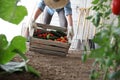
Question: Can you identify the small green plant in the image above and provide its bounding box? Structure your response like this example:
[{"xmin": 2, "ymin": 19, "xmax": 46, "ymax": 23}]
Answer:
[
  {"xmin": 0, "ymin": 34, "xmax": 40, "ymax": 77},
  {"xmin": 82, "ymin": 0, "xmax": 120, "ymax": 80},
  {"xmin": 0, "ymin": 0, "xmax": 40, "ymax": 77}
]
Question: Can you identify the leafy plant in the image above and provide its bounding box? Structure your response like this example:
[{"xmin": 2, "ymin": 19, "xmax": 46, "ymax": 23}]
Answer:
[
  {"xmin": 82, "ymin": 0, "xmax": 120, "ymax": 80},
  {"xmin": 0, "ymin": 0, "xmax": 40, "ymax": 77},
  {"xmin": 0, "ymin": 0, "xmax": 27, "ymax": 24}
]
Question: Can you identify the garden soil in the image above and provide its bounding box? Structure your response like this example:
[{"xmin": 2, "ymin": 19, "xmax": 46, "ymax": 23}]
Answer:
[{"xmin": 0, "ymin": 43, "xmax": 94, "ymax": 80}]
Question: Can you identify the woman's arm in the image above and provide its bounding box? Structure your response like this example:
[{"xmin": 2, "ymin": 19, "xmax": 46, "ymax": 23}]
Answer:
[
  {"xmin": 64, "ymin": 1, "xmax": 73, "ymax": 26},
  {"xmin": 34, "ymin": 8, "xmax": 43, "ymax": 21},
  {"xmin": 64, "ymin": 1, "xmax": 74, "ymax": 43},
  {"xmin": 34, "ymin": 0, "xmax": 46, "ymax": 21},
  {"xmin": 66, "ymin": 14, "xmax": 73, "ymax": 27}
]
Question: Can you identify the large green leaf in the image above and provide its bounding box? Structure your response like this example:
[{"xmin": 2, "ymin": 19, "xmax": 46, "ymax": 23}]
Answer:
[
  {"xmin": 89, "ymin": 48, "xmax": 105, "ymax": 58},
  {"xmin": 0, "ymin": 36, "xmax": 27, "ymax": 64},
  {"xmin": 0, "ymin": 0, "xmax": 28, "ymax": 24},
  {"xmin": 0, "ymin": 49, "xmax": 15, "ymax": 64},
  {"xmin": 10, "ymin": 36, "xmax": 27, "ymax": 53}
]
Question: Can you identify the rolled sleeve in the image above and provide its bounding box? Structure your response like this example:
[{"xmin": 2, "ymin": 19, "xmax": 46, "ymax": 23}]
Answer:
[
  {"xmin": 38, "ymin": 0, "xmax": 46, "ymax": 11},
  {"xmin": 64, "ymin": 2, "xmax": 72, "ymax": 16}
]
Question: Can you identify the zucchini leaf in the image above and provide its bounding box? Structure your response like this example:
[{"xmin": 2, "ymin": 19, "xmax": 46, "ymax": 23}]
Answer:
[
  {"xmin": 0, "ymin": 0, "xmax": 28, "ymax": 24},
  {"xmin": 0, "ymin": 36, "xmax": 26, "ymax": 64}
]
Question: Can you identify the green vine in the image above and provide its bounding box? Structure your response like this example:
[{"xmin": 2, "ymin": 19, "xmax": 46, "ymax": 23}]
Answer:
[{"xmin": 83, "ymin": 0, "xmax": 120, "ymax": 80}]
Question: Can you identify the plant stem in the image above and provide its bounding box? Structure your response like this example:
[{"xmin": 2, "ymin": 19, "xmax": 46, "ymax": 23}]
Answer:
[
  {"xmin": 103, "ymin": 67, "xmax": 108, "ymax": 80},
  {"xmin": 113, "ymin": 16, "xmax": 120, "ymax": 80},
  {"xmin": 118, "ymin": 16, "xmax": 120, "ymax": 27}
]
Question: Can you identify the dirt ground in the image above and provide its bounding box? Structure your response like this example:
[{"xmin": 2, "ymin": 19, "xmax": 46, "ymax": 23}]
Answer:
[{"xmin": 0, "ymin": 43, "xmax": 94, "ymax": 80}]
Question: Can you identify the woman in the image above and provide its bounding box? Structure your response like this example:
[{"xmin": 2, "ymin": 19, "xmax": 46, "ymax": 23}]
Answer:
[{"xmin": 33, "ymin": 0, "xmax": 74, "ymax": 43}]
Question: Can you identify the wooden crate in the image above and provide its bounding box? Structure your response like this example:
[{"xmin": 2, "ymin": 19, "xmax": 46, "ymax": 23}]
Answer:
[{"xmin": 29, "ymin": 23, "xmax": 70, "ymax": 56}]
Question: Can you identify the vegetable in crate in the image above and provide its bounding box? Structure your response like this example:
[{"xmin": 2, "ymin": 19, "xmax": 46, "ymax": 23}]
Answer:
[
  {"xmin": 47, "ymin": 36, "xmax": 58, "ymax": 40},
  {"xmin": 33, "ymin": 29, "xmax": 68, "ymax": 43},
  {"xmin": 33, "ymin": 29, "xmax": 48, "ymax": 38},
  {"xmin": 50, "ymin": 30, "xmax": 62, "ymax": 37},
  {"xmin": 46, "ymin": 33, "xmax": 55, "ymax": 40},
  {"xmin": 56, "ymin": 36, "xmax": 67, "ymax": 43},
  {"xmin": 56, "ymin": 30, "xmax": 67, "ymax": 37},
  {"xmin": 38, "ymin": 33, "xmax": 48, "ymax": 39}
]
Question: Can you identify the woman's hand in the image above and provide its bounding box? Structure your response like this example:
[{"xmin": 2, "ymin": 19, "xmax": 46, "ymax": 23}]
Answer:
[{"xmin": 67, "ymin": 26, "xmax": 74, "ymax": 43}]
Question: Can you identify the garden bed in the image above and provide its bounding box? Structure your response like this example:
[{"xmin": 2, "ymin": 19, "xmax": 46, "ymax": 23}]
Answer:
[{"xmin": 0, "ymin": 48, "xmax": 95, "ymax": 80}]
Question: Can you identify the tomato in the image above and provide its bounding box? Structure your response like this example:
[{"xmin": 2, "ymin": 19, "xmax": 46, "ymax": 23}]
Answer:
[
  {"xmin": 61, "ymin": 39, "xmax": 67, "ymax": 43},
  {"xmin": 36, "ymin": 29, "xmax": 41, "ymax": 33},
  {"xmin": 111, "ymin": 0, "xmax": 120, "ymax": 15},
  {"xmin": 37, "ymin": 34, "xmax": 42, "ymax": 38},
  {"xmin": 56, "ymin": 38, "xmax": 62, "ymax": 41}
]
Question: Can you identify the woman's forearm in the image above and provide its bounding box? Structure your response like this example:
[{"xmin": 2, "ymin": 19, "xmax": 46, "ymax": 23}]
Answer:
[
  {"xmin": 66, "ymin": 14, "xmax": 73, "ymax": 27},
  {"xmin": 34, "ymin": 8, "xmax": 42, "ymax": 21}
]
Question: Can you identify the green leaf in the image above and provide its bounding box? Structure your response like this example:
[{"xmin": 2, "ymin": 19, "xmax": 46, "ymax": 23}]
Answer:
[
  {"xmin": 10, "ymin": 36, "xmax": 27, "ymax": 53},
  {"xmin": 91, "ymin": 6, "xmax": 96, "ymax": 10},
  {"xmin": 92, "ymin": 0, "xmax": 99, "ymax": 4},
  {"xmin": 0, "ymin": 50, "xmax": 16, "ymax": 64},
  {"xmin": 105, "ymin": 58, "xmax": 113, "ymax": 67},
  {"xmin": 104, "ymin": 9, "xmax": 111, "ymax": 18},
  {"xmin": 0, "ymin": 36, "xmax": 26, "ymax": 64},
  {"xmin": 92, "ymin": 12, "xmax": 101, "ymax": 27},
  {"xmin": 0, "ymin": 34, "xmax": 8, "ymax": 49},
  {"xmin": 0, "ymin": 0, "xmax": 28, "ymax": 24},
  {"xmin": 90, "ymin": 69, "xmax": 100, "ymax": 80},
  {"xmin": 109, "ymin": 70, "xmax": 120, "ymax": 80},
  {"xmin": 86, "ymin": 15, "xmax": 93, "ymax": 20},
  {"xmin": 93, "ymin": 30, "xmax": 110, "ymax": 46},
  {"xmin": 89, "ymin": 48, "xmax": 105, "ymax": 58}
]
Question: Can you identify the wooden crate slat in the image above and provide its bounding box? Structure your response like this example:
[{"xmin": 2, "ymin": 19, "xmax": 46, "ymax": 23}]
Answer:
[
  {"xmin": 30, "ymin": 43, "xmax": 68, "ymax": 53},
  {"xmin": 29, "ymin": 47, "xmax": 67, "ymax": 56},
  {"xmin": 30, "ymin": 37, "xmax": 70, "ymax": 48},
  {"xmin": 37, "ymin": 23, "xmax": 66, "ymax": 32}
]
